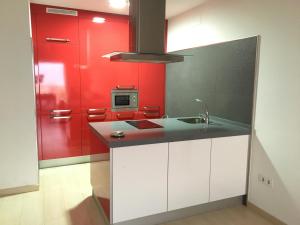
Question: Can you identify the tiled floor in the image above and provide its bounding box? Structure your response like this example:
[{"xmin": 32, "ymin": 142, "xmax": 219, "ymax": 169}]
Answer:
[{"xmin": 0, "ymin": 163, "xmax": 275, "ymax": 225}]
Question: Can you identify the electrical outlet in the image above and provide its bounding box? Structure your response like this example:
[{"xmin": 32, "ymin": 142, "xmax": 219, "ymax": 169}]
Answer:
[
  {"xmin": 258, "ymin": 174, "xmax": 266, "ymax": 184},
  {"xmin": 258, "ymin": 174, "xmax": 273, "ymax": 188},
  {"xmin": 265, "ymin": 177, "xmax": 273, "ymax": 188}
]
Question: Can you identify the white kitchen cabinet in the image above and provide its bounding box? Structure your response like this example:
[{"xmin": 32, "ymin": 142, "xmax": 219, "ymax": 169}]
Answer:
[
  {"xmin": 168, "ymin": 139, "xmax": 211, "ymax": 211},
  {"xmin": 210, "ymin": 135, "xmax": 249, "ymax": 202},
  {"xmin": 112, "ymin": 143, "xmax": 168, "ymax": 223}
]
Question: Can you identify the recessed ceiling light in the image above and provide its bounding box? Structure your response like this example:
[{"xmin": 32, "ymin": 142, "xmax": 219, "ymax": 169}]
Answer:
[
  {"xmin": 109, "ymin": 0, "xmax": 128, "ymax": 9},
  {"xmin": 93, "ymin": 17, "xmax": 106, "ymax": 23}
]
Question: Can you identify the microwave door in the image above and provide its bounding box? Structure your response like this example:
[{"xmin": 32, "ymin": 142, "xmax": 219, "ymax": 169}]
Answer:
[{"xmin": 115, "ymin": 95, "xmax": 130, "ymax": 107}]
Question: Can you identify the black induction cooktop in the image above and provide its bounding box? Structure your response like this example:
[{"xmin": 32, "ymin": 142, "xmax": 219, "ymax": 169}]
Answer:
[{"xmin": 126, "ymin": 120, "xmax": 163, "ymax": 129}]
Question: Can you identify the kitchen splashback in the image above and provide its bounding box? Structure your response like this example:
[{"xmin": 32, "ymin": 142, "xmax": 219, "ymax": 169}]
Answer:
[{"xmin": 166, "ymin": 37, "xmax": 258, "ymax": 125}]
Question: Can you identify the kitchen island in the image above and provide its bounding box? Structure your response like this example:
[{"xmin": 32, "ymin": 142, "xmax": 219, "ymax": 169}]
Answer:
[
  {"xmin": 89, "ymin": 117, "xmax": 250, "ymax": 148},
  {"xmin": 89, "ymin": 117, "xmax": 251, "ymax": 225}
]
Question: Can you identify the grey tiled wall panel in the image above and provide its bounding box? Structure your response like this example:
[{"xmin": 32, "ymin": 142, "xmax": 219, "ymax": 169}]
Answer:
[{"xmin": 166, "ymin": 37, "xmax": 257, "ymax": 125}]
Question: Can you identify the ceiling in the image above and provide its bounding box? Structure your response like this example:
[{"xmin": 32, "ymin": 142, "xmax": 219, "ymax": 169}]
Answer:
[{"xmin": 30, "ymin": 0, "xmax": 207, "ymax": 18}]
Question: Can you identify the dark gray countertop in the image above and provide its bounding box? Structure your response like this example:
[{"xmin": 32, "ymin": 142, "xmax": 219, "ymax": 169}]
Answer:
[{"xmin": 89, "ymin": 117, "xmax": 251, "ymax": 148}]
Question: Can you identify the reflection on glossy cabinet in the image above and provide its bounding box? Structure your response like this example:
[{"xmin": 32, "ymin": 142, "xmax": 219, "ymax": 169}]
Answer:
[
  {"xmin": 41, "ymin": 114, "xmax": 82, "ymax": 159},
  {"xmin": 79, "ymin": 12, "xmax": 116, "ymax": 110},
  {"xmin": 210, "ymin": 135, "xmax": 249, "ymax": 202},
  {"xmin": 38, "ymin": 42, "xmax": 80, "ymax": 114},
  {"xmin": 168, "ymin": 139, "xmax": 211, "ymax": 211},
  {"xmin": 112, "ymin": 143, "xmax": 168, "ymax": 223},
  {"xmin": 79, "ymin": 12, "xmax": 138, "ymax": 111}
]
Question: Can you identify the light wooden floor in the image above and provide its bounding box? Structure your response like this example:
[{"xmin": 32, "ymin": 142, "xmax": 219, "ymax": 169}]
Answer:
[{"xmin": 0, "ymin": 163, "xmax": 275, "ymax": 225}]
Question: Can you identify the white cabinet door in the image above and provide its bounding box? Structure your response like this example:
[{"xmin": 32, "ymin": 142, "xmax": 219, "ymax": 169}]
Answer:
[
  {"xmin": 168, "ymin": 139, "xmax": 211, "ymax": 211},
  {"xmin": 210, "ymin": 135, "xmax": 249, "ymax": 202},
  {"xmin": 112, "ymin": 143, "xmax": 168, "ymax": 223}
]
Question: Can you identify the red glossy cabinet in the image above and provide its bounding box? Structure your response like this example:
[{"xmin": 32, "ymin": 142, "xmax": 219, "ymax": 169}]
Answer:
[
  {"xmin": 31, "ymin": 4, "xmax": 166, "ymax": 160},
  {"xmin": 41, "ymin": 114, "xmax": 82, "ymax": 159},
  {"xmin": 82, "ymin": 111, "xmax": 111, "ymax": 155},
  {"xmin": 32, "ymin": 4, "xmax": 82, "ymax": 160},
  {"xmin": 136, "ymin": 108, "xmax": 161, "ymax": 120},
  {"xmin": 79, "ymin": 11, "xmax": 129, "ymax": 53},
  {"xmin": 79, "ymin": 12, "xmax": 138, "ymax": 112},
  {"xmin": 109, "ymin": 16, "xmax": 139, "ymax": 89},
  {"xmin": 113, "ymin": 61, "xmax": 139, "ymax": 90},
  {"xmin": 33, "ymin": 5, "xmax": 79, "ymax": 44},
  {"xmin": 111, "ymin": 111, "xmax": 137, "ymax": 121},
  {"xmin": 38, "ymin": 42, "xmax": 80, "ymax": 114},
  {"xmin": 79, "ymin": 12, "xmax": 116, "ymax": 111},
  {"xmin": 139, "ymin": 63, "xmax": 166, "ymax": 118}
]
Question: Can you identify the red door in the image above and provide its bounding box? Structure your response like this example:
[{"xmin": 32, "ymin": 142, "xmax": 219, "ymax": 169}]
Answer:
[
  {"xmin": 41, "ymin": 114, "xmax": 82, "ymax": 159},
  {"xmin": 139, "ymin": 63, "xmax": 166, "ymax": 118}
]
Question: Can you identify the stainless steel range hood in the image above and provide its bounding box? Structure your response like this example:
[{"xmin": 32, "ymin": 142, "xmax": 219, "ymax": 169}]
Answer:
[{"xmin": 103, "ymin": 0, "xmax": 184, "ymax": 64}]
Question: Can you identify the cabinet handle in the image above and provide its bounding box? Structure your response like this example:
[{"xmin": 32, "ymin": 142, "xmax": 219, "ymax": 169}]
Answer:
[
  {"xmin": 88, "ymin": 114, "xmax": 106, "ymax": 121},
  {"xmin": 50, "ymin": 109, "xmax": 72, "ymax": 116},
  {"xmin": 143, "ymin": 106, "xmax": 160, "ymax": 112},
  {"xmin": 51, "ymin": 109, "xmax": 72, "ymax": 114},
  {"xmin": 144, "ymin": 112, "xmax": 160, "ymax": 118},
  {"xmin": 116, "ymin": 85, "xmax": 135, "ymax": 90},
  {"xmin": 51, "ymin": 116, "xmax": 71, "ymax": 120},
  {"xmin": 87, "ymin": 108, "xmax": 107, "ymax": 115},
  {"xmin": 117, "ymin": 113, "xmax": 134, "ymax": 120},
  {"xmin": 46, "ymin": 37, "xmax": 71, "ymax": 43}
]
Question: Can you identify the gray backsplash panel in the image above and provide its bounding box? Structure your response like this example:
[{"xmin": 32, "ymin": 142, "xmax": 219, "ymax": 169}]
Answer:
[{"xmin": 166, "ymin": 36, "xmax": 258, "ymax": 125}]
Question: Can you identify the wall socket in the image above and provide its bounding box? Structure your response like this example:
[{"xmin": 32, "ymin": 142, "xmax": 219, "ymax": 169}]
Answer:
[
  {"xmin": 258, "ymin": 174, "xmax": 265, "ymax": 183},
  {"xmin": 258, "ymin": 174, "xmax": 273, "ymax": 188},
  {"xmin": 265, "ymin": 177, "xmax": 273, "ymax": 188}
]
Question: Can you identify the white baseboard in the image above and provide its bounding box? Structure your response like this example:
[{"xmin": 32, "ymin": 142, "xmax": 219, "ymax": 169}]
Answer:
[{"xmin": 0, "ymin": 185, "xmax": 39, "ymax": 197}]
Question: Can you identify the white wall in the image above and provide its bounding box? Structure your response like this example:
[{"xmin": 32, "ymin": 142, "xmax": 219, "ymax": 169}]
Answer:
[
  {"xmin": 167, "ymin": 1, "xmax": 300, "ymax": 224},
  {"xmin": 0, "ymin": 0, "xmax": 38, "ymax": 189}
]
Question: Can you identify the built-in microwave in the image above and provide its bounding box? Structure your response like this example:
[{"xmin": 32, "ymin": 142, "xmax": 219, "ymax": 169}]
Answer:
[{"xmin": 111, "ymin": 89, "xmax": 138, "ymax": 111}]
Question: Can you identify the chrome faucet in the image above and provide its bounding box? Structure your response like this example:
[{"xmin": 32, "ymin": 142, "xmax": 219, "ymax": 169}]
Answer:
[{"xmin": 194, "ymin": 99, "xmax": 209, "ymax": 125}]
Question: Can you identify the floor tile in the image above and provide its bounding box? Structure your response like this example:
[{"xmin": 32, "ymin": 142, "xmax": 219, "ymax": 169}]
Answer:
[
  {"xmin": 0, "ymin": 194, "xmax": 24, "ymax": 225},
  {"xmin": 20, "ymin": 190, "xmax": 44, "ymax": 225},
  {"xmin": 0, "ymin": 163, "xmax": 277, "ymax": 225}
]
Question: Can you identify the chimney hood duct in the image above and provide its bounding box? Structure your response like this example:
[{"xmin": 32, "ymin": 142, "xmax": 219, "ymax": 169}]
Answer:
[{"xmin": 103, "ymin": 0, "xmax": 184, "ymax": 64}]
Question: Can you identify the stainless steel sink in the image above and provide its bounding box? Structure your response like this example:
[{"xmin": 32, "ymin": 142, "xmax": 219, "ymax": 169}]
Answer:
[{"xmin": 177, "ymin": 117, "xmax": 214, "ymax": 125}]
